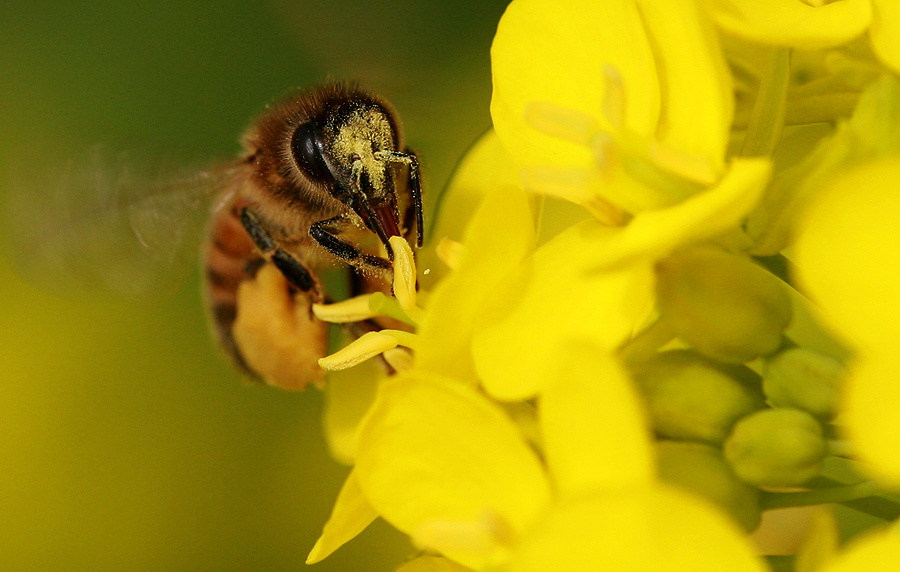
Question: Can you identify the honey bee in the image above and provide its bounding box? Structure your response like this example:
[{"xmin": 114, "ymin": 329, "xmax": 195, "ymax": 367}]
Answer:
[
  {"xmin": 204, "ymin": 83, "xmax": 423, "ymax": 381},
  {"xmin": 6, "ymin": 83, "xmax": 420, "ymax": 386}
]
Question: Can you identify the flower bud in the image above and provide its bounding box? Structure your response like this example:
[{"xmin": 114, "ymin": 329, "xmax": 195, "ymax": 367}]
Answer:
[
  {"xmin": 763, "ymin": 348, "xmax": 845, "ymax": 418},
  {"xmin": 656, "ymin": 440, "xmax": 761, "ymax": 532},
  {"xmin": 632, "ymin": 350, "xmax": 765, "ymax": 444},
  {"xmin": 656, "ymin": 247, "xmax": 792, "ymax": 363},
  {"xmin": 724, "ymin": 408, "xmax": 827, "ymax": 487}
]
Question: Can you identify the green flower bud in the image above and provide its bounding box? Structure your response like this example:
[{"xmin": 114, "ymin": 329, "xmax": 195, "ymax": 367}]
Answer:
[
  {"xmin": 632, "ymin": 350, "xmax": 765, "ymax": 444},
  {"xmin": 724, "ymin": 408, "xmax": 827, "ymax": 487},
  {"xmin": 763, "ymin": 348, "xmax": 845, "ymax": 418},
  {"xmin": 656, "ymin": 440, "xmax": 761, "ymax": 532},
  {"xmin": 656, "ymin": 247, "xmax": 793, "ymax": 363}
]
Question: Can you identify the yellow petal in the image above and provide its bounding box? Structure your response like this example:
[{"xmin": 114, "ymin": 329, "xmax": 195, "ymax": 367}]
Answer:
[
  {"xmin": 491, "ymin": 0, "xmax": 659, "ymax": 169},
  {"xmin": 793, "ymin": 157, "xmax": 900, "ymax": 351},
  {"xmin": 472, "ymin": 220, "xmax": 655, "ymax": 401},
  {"xmin": 306, "ymin": 468, "xmax": 378, "ymax": 564},
  {"xmin": 540, "ymin": 347, "xmax": 654, "ymax": 496},
  {"xmin": 711, "ymin": 0, "xmax": 872, "ymax": 49},
  {"xmin": 418, "ymin": 130, "xmax": 521, "ymax": 288},
  {"xmin": 637, "ymin": 0, "xmax": 733, "ymax": 173},
  {"xmin": 508, "ymin": 486, "xmax": 767, "ymax": 572},
  {"xmin": 590, "ymin": 158, "xmax": 770, "ymax": 270},
  {"xmin": 820, "ymin": 522, "xmax": 900, "ymax": 572},
  {"xmin": 793, "ymin": 157, "xmax": 900, "ymax": 485},
  {"xmin": 355, "ymin": 373, "xmax": 551, "ymax": 569},
  {"xmin": 842, "ymin": 353, "xmax": 900, "ymax": 486},
  {"xmin": 323, "ymin": 355, "xmax": 383, "ymax": 464},
  {"xmin": 416, "ymin": 184, "xmax": 536, "ymax": 382},
  {"xmin": 871, "ymin": 0, "xmax": 900, "ymax": 74},
  {"xmin": 394, "ymin": 556, "xmax": 475, "ymax": 572}
]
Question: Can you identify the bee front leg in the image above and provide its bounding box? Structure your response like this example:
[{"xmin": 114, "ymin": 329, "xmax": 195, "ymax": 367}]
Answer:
[
  {"xmin": 309, "ymin": 215, "xmax": 393, "ymax": 273},
  {"xmin": 239, "ymin": 207, "xmax": 319, "ymax": 298},
  {"xmin": 375, "ymin": 148, "xmax": 423, "ymax": 247}
]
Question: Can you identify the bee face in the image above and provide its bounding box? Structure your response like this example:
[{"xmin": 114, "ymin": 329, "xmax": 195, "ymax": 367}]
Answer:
[{"xmin": 290, "ymin": 94, "xmax": 399, "ymax": 194}]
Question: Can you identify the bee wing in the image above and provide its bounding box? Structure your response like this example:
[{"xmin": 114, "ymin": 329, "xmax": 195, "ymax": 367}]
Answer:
[{"xmin": 4, "ymin": 148, "xmax": 242, "ymax": 300}]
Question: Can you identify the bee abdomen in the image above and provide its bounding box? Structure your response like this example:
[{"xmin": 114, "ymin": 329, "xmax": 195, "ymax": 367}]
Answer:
[{"xmin": 203, "ymin": 199, "xmax": 260, "ymax": 375}]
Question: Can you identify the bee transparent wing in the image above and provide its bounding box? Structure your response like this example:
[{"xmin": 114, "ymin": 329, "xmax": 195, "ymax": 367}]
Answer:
[{"xmin": 4, "ymin": 148, "xmax": 241, "ymax": 300}]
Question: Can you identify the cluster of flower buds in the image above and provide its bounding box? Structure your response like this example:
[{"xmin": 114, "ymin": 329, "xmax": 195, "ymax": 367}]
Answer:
[{"xmin": 626, "ymin": 244, "xmax": 849, "ymax": 531}]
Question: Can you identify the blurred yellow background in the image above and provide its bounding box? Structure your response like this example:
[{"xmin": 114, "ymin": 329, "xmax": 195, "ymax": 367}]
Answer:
[{"xmin": 0, "ymin": 1, "xmax": 509, "ymax": 570}]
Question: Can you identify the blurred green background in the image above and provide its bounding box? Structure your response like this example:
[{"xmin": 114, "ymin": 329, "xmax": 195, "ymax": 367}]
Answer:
[{"xmin": 0, "ymin": 1, "xmax": 508, "ymax": 570}]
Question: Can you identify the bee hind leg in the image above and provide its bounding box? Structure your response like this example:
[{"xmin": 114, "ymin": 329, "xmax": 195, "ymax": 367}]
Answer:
[{"xmin": 239, "ymin": 207, "xmax": 318, "ymax": 297}]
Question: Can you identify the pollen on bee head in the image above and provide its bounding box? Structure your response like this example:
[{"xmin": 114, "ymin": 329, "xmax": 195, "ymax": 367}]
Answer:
[{"xmin": 332, "ymin": 110, "xmax": 395, "ymax": 191}]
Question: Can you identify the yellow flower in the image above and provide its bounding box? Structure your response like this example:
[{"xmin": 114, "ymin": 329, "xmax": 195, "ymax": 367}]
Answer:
[
  {"xmin": 305, "ymin": 144, "xmax": 769, "ymax": 567},
  {"xmin": 336, "ymin": 342, "xmax": 766, "ymax": 571},
  {"xmin": 296, "ymin": 0, "xmax": 900, "ymax": 569},
  {"xmin": 819, "ymin": 523, "xmax": 900, "ymax": 572},
  {"xmin": 414, "ymin": 172, "xmax": 536, "ymax": 383},
  {"xmin": 471, "ymin": 157, "xmax": 770, "ymax": 401},
  {"xmin": 491, "ymin": 0, "xmax": 733, "ymax": 215}
]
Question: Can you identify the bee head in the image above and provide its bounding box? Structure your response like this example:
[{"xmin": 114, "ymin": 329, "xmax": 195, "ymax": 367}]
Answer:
[{"xmin": 289, "ymin": 91, "xmax": 403, "ymax": 254}]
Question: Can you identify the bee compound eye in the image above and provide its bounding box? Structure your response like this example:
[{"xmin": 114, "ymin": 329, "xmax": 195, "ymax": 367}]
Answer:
[{"xmin": 290, "ymin": 121, "xmax": 333, "ymax": 183}]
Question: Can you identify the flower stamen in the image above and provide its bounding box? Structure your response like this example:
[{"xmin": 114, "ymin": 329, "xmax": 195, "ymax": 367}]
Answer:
[
  {"xmin": 389, "ymin": 236, "xmax": 424, "ymax": 324},
  {"xmin": 602, "ymin": 63, "xmax": 626, "ymax": 130},
  {"xmin": 436, "ymin": 237, "xmax": 464, "ymax": 270},
  {"xmin": 524, "ymin": 101, "xmax": 600, "ymax": 147},
  {"xmin": 318, "ymin": 330, "xmax": 399, "ymax": 371},
  {"xmin": 383, "ymin": 347, "xmax": 414, "ymax": 373},
  {"xmin": 313, "ymin": 294, "xmax": 378, "ymax": 323},
  {"xmin": 412, "ymin": 511, "xmax": 518, "ymax": 567},
  {"xmin": 317, "ymin": 329, "xmax": 419, "ymax": 372}
]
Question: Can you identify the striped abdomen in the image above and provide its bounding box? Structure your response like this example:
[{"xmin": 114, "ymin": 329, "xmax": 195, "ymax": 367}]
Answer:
[{"xmin": 203, "ymin": 194, "xmax": 261, "ymax": 374}]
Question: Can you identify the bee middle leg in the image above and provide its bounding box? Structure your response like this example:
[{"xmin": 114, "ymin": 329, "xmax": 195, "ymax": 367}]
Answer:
[
  {"xmin": 239, "ymin": 207, "xmax": 318, "ymax": 296},
  {"xmin": 309, "ymin": 215, "xmax": 393, "ymax": 272}
]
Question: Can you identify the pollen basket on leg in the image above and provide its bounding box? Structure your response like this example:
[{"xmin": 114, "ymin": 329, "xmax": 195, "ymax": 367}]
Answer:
[{"xmin": 232, "ymin": 263, "xmax": 328, "ymax": 391}]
